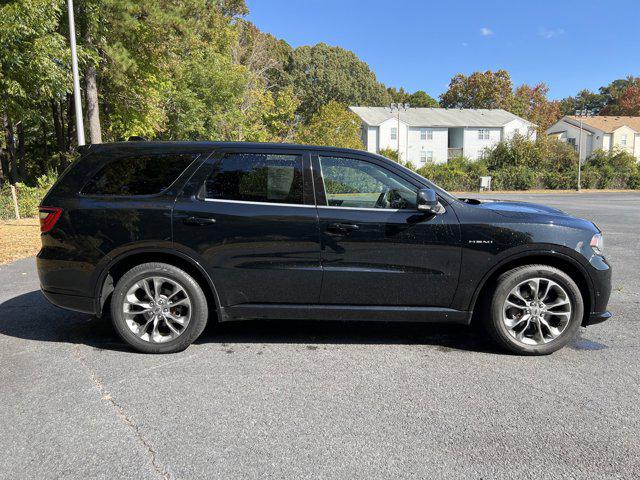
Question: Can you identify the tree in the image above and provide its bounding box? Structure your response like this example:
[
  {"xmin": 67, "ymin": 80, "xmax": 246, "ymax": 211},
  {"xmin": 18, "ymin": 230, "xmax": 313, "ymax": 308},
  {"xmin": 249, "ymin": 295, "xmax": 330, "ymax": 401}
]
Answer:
[
  {"xmin": 285, "ymin": 43, "xmax": 390, "ymax": 119},
  {"xmin": 560, "ymin": 89, "xmax": 607, "ymax": 115},
  {"xmin": 617, "ymin": 85, "xmax": 640, "ymax": 116},
  {"xmin": 295, "ymin": 101, "xmax": 363, "ymax": 149},
  {"xmin": 388, "ymin": 87, "xmax": 438, "ymax": 108},
  {"xmin": 0, "ymin": 0, "xmax": 70, "ymax": 183},
  {"xmin": 511, "ymin": 83, "xmax": 561, "ymax": 132},
  {"xmin": 599, "ymin": 76, "xmax": 640, "ymax": 114},
  {"xmin": 440, "ymin": 70, "xmax": 513, "ymax": 109}
]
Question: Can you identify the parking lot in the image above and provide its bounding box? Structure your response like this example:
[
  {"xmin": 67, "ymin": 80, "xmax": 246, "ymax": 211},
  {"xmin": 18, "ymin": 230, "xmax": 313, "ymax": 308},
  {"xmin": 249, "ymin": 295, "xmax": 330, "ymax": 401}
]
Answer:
[{"xmin": 1, "ymin": 192, "xmax": 639, "ymax": 479}]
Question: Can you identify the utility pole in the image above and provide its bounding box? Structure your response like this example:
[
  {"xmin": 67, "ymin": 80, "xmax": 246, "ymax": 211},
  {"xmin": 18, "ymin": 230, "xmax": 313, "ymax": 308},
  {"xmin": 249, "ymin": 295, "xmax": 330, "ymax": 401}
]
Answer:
[
  {"xmin": 68, "ymin": 0, "xmax": 85, "ymax": 146},
  {"xmin": 389, "ymin": 103, "xmax": 409, "ymax": 161},
  {"xmin": 575, "ymin": 109, "xmax": 595, "ymax": 192}
]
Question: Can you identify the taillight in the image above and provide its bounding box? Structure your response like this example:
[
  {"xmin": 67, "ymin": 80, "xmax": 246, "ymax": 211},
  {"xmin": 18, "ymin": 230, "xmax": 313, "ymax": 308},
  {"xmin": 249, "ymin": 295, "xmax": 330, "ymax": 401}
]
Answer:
[{"xmin": 39, "ymin": 207, "xmax": 63, "ymax": 233}]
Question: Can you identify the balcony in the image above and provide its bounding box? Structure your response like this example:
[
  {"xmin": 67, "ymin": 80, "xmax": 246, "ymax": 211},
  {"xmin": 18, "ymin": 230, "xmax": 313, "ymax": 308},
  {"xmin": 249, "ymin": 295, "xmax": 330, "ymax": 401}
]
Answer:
[{"xmin": 448, "ymin": 148, "xmax": 463, "ymax": 159}]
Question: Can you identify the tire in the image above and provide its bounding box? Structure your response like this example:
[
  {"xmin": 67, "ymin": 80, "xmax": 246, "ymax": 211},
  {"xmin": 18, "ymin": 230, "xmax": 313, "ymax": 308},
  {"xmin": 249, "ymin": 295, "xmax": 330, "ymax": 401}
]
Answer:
[
  {"xmin": 110, "ymin": 262, "xmax": 208, "ymax": 353},
  {"xmin": 483, "ymin": 264, "xmax": 584, "ymax": 355}
]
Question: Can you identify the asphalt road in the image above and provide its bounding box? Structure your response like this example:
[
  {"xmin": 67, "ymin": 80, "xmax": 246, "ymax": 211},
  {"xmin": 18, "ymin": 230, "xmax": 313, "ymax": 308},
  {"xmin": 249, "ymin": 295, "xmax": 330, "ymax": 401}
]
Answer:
[{"xmin": 1, "ymin": 192, "xmax": 639, "ymax": 480}]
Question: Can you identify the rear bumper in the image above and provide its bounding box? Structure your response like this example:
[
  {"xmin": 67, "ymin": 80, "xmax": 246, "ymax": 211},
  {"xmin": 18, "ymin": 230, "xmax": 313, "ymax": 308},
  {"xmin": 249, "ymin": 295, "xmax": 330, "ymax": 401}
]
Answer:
[
  {"xmin": 41, "ymin": 288, "xmax": 96, "ymax": 315},
  {"xmin": 585, "ymin": 310, "xmax": 612, "ymax": 326}
]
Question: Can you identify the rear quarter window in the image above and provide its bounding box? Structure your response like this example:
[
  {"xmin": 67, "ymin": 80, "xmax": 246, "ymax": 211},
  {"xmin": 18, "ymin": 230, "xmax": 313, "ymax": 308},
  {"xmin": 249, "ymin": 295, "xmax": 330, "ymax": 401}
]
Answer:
[{"xmin": 82, "ymin": 153, "xmax": 197, "ymax": 196}]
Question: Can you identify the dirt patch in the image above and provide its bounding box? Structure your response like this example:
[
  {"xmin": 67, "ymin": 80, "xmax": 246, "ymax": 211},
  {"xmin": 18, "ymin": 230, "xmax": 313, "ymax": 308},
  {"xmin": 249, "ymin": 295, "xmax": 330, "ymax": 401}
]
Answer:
[{"xmin": 0, "ymin": 218, "xmax": 40, "ymax": 264}]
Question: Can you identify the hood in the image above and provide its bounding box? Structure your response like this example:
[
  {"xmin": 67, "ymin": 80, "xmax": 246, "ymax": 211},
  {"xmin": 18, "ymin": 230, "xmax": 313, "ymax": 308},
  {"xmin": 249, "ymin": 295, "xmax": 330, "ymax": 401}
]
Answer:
[{"xmin": 460, "ymin": 198, "xmax": 569, "ymax": 218}]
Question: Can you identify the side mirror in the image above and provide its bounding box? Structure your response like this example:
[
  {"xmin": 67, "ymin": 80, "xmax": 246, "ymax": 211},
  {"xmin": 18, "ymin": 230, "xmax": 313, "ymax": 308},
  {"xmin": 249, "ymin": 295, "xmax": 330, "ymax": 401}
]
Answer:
[{"xmin": 417, "ymin": 188, "xmax": 441, "ymax": 214}]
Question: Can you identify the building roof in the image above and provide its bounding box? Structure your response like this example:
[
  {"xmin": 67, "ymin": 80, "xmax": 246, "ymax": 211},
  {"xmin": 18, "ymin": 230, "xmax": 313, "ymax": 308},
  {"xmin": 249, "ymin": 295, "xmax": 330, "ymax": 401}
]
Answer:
[
  {"xmin": 349, "ymin": 106, "xmax": 533, "ymax": 128},
  {"xmin": 565, "ymin": 115, "xmax": 640, "ymax": 133}
]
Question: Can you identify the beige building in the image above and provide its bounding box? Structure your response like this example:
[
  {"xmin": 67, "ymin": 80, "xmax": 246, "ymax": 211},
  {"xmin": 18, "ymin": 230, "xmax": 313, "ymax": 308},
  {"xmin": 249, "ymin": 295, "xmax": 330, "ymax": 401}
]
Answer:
[{"xmin": 546, "ymin": 116, "xmax": 640, "ymax": 161}]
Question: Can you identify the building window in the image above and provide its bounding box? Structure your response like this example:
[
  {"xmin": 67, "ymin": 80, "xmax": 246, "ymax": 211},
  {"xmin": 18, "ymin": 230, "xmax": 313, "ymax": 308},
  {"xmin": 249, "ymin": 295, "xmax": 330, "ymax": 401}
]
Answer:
[
  {"xmin": 391, "ymin": 127, "xmax": 397, "ymax": 140},
  {"xmin": 478, "ymin": 129, "xmax": 490, "ymax": 140},
  {"xmin": 621, "ymin": 134, "xmax": 628, "ymax": 146},
  {"xmin": 420, "ymin": 150, "xmax": 433, "ymax": 164},
  {"xmin": 420, "ymin": 129, "xmax": 433, "ymax": 140}
]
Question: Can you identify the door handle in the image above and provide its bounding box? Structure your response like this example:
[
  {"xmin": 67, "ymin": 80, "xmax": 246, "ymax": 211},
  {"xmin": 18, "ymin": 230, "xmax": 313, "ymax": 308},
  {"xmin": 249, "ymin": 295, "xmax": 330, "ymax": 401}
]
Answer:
[
  {"xmin": 326, "ymin": 222, "xmax": 359, "ymax": 234},
  {"xmin": 183, "ymin": 216, "xmax": 217, "ymax": 226}
]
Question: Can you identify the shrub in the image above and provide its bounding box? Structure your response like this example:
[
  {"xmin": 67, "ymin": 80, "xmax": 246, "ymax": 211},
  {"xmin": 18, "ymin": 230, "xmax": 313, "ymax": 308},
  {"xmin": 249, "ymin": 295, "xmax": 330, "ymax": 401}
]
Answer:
[
  {"xmin": 582, "ymin": 149, "xmax": 639, "ymax": 189},
  {"xmin": 0, "ymin": 172, "xmax": 58, "ymax": 220},
  {"xmin": 417, "ymin": 156, "xmax": 488, "ymax": 191},
  {"xmin": 491, "ymin": 166, "xmax": 538, "ymax": 190},
  {"xmin": 379, "ymin": 147, "xmax": 400, "ymax": 163}
]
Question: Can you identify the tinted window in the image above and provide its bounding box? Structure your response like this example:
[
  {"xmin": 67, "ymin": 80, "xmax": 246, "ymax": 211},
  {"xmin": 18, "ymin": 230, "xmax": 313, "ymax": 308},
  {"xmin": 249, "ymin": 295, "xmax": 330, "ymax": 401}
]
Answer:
[
  {"xmin": 319, "ymin": 156, "xmax": 417, "ymax": 210},
  {"xmin": 205, "ymin": 153, "xmax": 303, "ymax": 205},
  {"xmin": 83, "ymin": 154, "xmax": 196, "ymax": 196}
]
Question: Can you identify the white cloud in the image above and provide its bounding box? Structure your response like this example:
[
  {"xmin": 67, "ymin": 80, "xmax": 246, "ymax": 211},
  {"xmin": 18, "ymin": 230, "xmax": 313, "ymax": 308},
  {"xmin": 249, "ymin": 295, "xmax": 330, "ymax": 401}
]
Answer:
[
  {"xmin": 538, "ymin": 27, "xmax": 565, "ymax": 39},
  {"xmin": 480, "ymin": 27, "xmax": 493, "ymax": 36}
]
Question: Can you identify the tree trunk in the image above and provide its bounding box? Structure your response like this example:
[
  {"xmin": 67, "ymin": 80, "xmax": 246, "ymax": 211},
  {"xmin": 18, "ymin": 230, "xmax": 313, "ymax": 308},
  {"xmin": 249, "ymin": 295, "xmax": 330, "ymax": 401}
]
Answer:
[
  {"xmin": 0, "ymin": 112, "xmax": 7, "ymax": 184},
  {"xmin": 66, "ymin": 93, "xmax": 74, "ymax": 151},
  {"xmin": 17, "ymin": 122, "xmax": 26, "ymax": 180},
  {"xmin": 41, "ymin": 118, "xmax": 50, "ymax": 171},
  {"xmin": 4, "ymin": 115, "xmax": 18, "ymax": 184},
  {"xmin": 83, "ymin": 30, "xmax": 102, "ymax": 144},
  {"xmin": 51, "ymin": 99, "xmax": 65, "ymax": 154}
]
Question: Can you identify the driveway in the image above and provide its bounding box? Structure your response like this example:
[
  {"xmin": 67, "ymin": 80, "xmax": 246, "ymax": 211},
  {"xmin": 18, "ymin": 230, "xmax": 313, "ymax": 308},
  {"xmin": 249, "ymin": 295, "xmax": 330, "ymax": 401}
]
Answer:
[{"xmin": 1, "ymin": 192, "xmax": 639, "ymax": 479}]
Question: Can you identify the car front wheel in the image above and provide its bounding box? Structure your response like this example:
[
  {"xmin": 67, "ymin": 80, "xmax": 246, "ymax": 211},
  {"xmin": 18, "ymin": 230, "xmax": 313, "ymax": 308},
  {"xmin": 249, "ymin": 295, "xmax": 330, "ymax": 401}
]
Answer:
[
  {"xmin": 110, "ymin": 262, "xmax": 208, "ymax": 353},
  {"xmin": 484, "ymin": 264, "xmax": 584, "ymax": 355}
]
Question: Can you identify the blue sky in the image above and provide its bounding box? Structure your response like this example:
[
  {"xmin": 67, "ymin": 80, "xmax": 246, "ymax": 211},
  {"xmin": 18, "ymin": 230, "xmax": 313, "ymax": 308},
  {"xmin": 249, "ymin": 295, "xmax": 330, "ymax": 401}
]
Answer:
[{"xmin": 246, "ymin": 0, "xmax": 640, "ymax": 100}]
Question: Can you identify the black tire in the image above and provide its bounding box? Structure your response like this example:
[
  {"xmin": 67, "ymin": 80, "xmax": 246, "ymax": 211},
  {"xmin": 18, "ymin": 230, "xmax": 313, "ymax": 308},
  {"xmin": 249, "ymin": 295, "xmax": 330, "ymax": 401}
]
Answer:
[
  {"xmin": 483, "ymin": 264, "xmax": 584, "ymax": 355},
  {"xmin": 110, "ymin": 262, "xmax": 208, "ymax": 354}
]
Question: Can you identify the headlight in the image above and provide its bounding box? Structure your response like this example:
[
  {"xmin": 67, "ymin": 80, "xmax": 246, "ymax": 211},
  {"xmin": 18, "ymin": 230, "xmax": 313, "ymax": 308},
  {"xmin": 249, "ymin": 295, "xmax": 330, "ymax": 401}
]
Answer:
[{"xmin": 590, "ymin": 233, "xmax": 604, "ymax": 255}]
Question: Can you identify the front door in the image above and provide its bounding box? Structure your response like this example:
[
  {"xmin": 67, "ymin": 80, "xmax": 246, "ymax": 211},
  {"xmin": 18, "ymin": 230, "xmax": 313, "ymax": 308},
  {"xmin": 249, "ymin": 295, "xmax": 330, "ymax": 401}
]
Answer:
[
  {"xmin": 172, "ymin": 148, "xmax": 321, "ymax": 307},
  {"xmin": 313, "ymin": 153, "xmax": 461, "ymax": 307}
]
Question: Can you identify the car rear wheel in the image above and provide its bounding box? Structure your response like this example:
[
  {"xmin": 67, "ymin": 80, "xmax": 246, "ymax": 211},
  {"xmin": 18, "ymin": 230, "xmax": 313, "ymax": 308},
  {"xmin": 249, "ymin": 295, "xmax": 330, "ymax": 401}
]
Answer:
[
  {"xmin": 111, "ymin": 262, "xmax": 208, "ymax": 353},
  {"xmin": 484, "ymin": 264, "xmax": 584, "ymax": 355}
]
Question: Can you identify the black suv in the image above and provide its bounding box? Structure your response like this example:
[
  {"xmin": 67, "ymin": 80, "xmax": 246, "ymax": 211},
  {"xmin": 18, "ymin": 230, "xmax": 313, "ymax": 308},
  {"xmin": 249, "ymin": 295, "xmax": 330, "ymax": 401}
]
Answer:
[{"xmin": 37, "ymin": 142, "xmax": 611, "ymax": 354}]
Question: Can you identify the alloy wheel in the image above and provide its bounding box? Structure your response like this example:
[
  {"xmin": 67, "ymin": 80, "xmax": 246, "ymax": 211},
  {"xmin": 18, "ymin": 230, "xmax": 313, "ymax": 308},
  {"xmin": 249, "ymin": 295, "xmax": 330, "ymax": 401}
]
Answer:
[
  {"xmin": 502, "ymin": 277, "xmax": 572, "ymax": 346},
  {"xmin": 122, "ymin": 276, "xmax": 192, "ymax": 343}
]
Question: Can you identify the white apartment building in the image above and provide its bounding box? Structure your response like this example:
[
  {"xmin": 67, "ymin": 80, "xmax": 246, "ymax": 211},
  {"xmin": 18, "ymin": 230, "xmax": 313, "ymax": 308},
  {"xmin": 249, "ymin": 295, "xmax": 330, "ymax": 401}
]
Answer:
[
  {"xmin": 350, "ymin": 107, "xmax": 536, "ymax": 164},
  {"xmin": 546, "ymin": 116, "xmax": 640, "ymax": 162}
]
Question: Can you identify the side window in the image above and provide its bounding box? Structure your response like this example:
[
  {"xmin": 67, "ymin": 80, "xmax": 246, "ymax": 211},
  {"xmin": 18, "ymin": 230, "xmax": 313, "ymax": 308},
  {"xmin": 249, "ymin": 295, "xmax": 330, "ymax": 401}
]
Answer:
[
  {"xmin": 204, "ymin": 153, "xmax": 303, "ymax": 205},
  {"xmin": 319, "ymin": 156, "xmax": 417, "ymax": 210},
  {"xmin": 82, "ymin": 154, "xmax": 196, "ymax": 196}
]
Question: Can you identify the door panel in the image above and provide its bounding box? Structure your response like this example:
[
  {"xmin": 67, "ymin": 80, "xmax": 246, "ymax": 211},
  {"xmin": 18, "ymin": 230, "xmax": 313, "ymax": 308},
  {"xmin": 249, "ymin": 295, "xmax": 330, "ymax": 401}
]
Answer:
[
  {"xmin": 313, "ymin": 154, "xmax": 461, "ymax": 307},
  {"xmin": 172, "ymin": 149, "xmax": 322, "ymax": 307}
]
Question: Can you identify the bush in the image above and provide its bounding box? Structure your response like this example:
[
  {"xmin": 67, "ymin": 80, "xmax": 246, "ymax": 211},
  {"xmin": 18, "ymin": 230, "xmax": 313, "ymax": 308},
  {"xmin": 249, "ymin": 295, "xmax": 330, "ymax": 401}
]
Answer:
[
  {"xmin": 0, "ymin": 172, "xmax": 58, "ymax": 220},
  {"xmin": 582, "ymin": 149, "xmax": 639, "ymax": 189},
  {"xmin": 417, "ymin": 156, "xmax": 488, "ymax": 191},
  {"xmin": 491, "ymin": 166, "xmax": 538, "ymax": 190}
]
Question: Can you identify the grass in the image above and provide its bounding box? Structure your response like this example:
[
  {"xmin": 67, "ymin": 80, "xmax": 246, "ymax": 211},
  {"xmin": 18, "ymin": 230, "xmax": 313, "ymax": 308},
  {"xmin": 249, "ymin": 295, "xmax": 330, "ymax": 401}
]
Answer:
[{"xmin": 0, "ymin": 218, "xmax": 41, "ymax": 265}]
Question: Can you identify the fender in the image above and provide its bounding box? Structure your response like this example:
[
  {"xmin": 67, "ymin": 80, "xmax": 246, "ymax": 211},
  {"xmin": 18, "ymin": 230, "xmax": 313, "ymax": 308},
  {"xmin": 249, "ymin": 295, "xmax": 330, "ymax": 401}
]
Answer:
[
  {"xmin": 463, "ymin": 245, "xmax": 596, "ymax": 314},
  {"xmin": 93, "ymin": 244, "xmax": 224, "ymax": 320}
]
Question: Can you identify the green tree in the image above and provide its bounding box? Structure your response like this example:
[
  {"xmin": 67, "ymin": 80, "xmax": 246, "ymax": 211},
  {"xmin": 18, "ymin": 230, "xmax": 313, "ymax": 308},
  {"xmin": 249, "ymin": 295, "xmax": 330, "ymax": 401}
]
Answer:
[
  {"xmin": 388, "ymin": 87, "xmax": 439, "ymax": 108},
  {"xmin": 511, "ymin": 83, "xmax": 561, "ymax": 132},
  {"xmin": 295, "ymin": 101, "xmax": 363, "ymax": 149},
  {"xmin": 0, "ymin": 0, "xmax": 70, "ymax": 183},
  {"xmin": 560, "ymin": 89, "xmax": 607, "ymax": 115},
  {"xmin": 440, "ymin": 70, "xmax": 513, "ymax": 109},
  {"xmin": 285, "ymin": 43, "xmax": 390, "ymax": 119}
]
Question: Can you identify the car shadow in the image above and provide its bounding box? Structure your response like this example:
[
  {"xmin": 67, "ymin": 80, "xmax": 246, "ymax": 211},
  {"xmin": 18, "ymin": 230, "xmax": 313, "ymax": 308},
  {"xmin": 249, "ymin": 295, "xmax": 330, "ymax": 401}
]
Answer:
[{"xmin": 0, "ymin": 290, "xmax": 501, "ymax": 354}]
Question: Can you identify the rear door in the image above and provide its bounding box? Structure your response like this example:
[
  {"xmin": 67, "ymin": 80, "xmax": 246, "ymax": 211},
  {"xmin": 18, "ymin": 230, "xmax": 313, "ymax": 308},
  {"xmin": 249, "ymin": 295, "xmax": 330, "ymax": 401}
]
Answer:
[
  {"xmin": 312, "ymin": 152, "xmax": 461, "ymax": 307},
  {"xmin": 172, "ymin": 147, "xmax": 322, "ymax": 307}
]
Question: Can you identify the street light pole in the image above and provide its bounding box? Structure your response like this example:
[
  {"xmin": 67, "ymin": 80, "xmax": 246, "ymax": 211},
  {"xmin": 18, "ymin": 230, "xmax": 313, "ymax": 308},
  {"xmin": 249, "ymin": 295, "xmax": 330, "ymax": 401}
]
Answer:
[
  {"xmin": 67, "ymin": 0, "xmax": 85, "ymax": 146},
  {"xmin": 575, "ymin": 109, "xmax": 596, "ymax": 192},
  {"xmin": 389, "ymin": 103, "xmax": 409, "ymax": 162}
]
